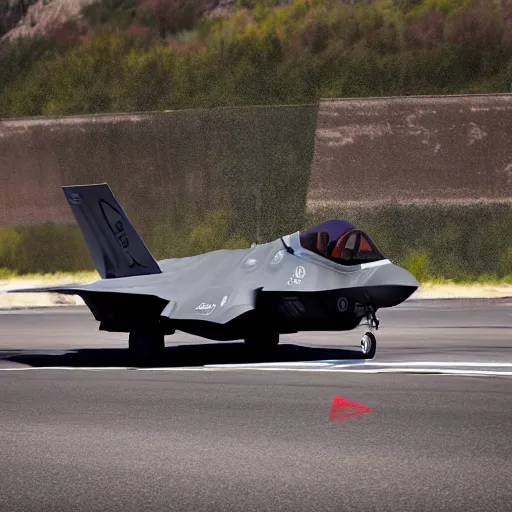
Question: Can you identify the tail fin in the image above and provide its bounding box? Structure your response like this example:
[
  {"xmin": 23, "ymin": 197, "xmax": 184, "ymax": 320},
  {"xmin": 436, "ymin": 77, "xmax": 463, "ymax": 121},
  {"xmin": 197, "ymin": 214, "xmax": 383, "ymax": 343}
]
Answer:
[{"xmin": 62, "ymin": 183, "xmax": 161, "ymax": 279}]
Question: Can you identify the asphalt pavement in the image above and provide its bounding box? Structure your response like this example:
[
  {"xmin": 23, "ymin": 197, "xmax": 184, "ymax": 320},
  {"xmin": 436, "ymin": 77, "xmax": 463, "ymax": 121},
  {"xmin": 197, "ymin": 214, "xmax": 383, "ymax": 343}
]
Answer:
[{"xmin": 0, "ymin": 299, "xmax": 511, "ymax": 511}]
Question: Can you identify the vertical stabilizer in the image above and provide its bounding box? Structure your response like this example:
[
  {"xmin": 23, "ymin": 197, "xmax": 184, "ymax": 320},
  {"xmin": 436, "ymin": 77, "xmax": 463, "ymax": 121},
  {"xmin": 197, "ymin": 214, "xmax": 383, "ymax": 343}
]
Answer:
[{"xmin": 62, "ymin": 183, "xmax": 161, "ymax": 279}]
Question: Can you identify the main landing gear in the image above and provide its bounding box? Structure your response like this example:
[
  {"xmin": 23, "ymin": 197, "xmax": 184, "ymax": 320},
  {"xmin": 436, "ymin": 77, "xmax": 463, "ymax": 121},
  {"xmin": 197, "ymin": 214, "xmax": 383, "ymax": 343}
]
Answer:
[
  {"xmin": 244, "ymin": 331, "xmax": 279, "ymax": 363},
  {"xmin": 360, "ymin": 305, "xmax": 379, "ymax": 359},
  {"xmin": 128, "ymin": 327, "xmax": 165, "ymax": 366},
  {"xmin": 244, "ymin": 332, "xmax": 280, "ymax": 352}
]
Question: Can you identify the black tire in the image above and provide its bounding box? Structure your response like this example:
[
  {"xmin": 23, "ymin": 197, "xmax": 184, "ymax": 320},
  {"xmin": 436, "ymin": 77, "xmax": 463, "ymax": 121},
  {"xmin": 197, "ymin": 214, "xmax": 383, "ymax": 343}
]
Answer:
[
  {"xmin": 128, "ymin": 328, "xmax": 165, "ymax": 366},
  {"xmin": 244, "ymin": 332, "xmax": 280, "ymax": 352},
  {"xmin": 360, "ymin": 331, "xmax": 377, "ymax": 359}
]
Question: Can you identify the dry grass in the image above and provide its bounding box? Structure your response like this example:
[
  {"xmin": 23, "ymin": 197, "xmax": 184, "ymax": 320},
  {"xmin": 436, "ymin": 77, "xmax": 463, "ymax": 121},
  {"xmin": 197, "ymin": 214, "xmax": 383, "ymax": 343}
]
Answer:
[
  {"xmin": 0, "ymin": 272, "xmax": 511, "ymax": 310},
  {"xmin": 0, "ymin": 270, "xmax": 98, "ymax": 286},
  {"xmin": 415, "ymin": 282, "xmax": 512, "ymax": 299},
  {"xmin": 0, "ymin": 270, "xmax": 98, "ymax": 308}
]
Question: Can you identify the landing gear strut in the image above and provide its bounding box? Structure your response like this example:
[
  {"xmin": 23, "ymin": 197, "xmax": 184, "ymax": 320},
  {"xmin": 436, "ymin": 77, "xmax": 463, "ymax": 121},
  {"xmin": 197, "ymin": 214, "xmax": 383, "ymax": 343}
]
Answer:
[
  {"xmin": 128, "ymin": 327, "xmax": 165, "ymax": 366},
  {"xmin": 360, "ymin": 305, "xmax": 378, "ymax": 359}
]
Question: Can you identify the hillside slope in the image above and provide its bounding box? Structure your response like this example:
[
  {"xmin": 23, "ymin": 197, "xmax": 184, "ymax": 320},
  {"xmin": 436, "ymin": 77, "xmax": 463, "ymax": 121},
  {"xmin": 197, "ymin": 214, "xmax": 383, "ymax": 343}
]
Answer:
[{"xmin": 1, "ymin": 0, "xmax": 512, "ymax": 118}]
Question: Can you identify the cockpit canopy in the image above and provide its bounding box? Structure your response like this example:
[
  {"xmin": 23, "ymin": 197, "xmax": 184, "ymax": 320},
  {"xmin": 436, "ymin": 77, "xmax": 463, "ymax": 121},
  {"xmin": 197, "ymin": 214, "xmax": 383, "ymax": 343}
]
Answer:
[{"xmin": 299, "ymin": 220, "xmax": 385, "ymax": 265}]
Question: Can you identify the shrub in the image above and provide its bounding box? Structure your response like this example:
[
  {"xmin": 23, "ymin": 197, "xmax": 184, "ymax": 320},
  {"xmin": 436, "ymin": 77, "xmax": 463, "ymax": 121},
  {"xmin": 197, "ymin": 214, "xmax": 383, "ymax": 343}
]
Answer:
[
  {"xmin": 0, "ymin": 229, "xmax": 23, "ymax": 271},
  {"xmin": 405, "ymin": 9, "xmax": 444, "ymax": 48},
  {"xmin": 403, "ymin": 251, "xmax": 431, "ymax": 282},
  {"xmin": 177, "ymin": 209, "xmax": 251, "ymax": 256},
  {"xmin": 0, "ymin": 267, "xmax": 17, "ymax": 279},
  {"xmin": 498, "ymin": 246, "xmax": 512, "ymax": 276},
  {"xmin": 0, "ymin": 224, "xmax": 93, "ymax": 274}
]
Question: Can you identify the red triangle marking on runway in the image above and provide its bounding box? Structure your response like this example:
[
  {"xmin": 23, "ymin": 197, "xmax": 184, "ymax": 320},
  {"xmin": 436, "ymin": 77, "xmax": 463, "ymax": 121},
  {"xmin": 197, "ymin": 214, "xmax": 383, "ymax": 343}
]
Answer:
[{"xmin": 329, "ymin": 396, "xmax": 371, "ymax": 421}]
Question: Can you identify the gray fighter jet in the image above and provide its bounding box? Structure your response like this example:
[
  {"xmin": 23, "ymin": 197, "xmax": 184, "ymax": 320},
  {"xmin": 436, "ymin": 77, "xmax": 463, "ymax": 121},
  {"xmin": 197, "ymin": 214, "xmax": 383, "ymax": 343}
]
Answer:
[{"xmin": 11, "ymin": 184, "xmax": 418, "ymax": 364}]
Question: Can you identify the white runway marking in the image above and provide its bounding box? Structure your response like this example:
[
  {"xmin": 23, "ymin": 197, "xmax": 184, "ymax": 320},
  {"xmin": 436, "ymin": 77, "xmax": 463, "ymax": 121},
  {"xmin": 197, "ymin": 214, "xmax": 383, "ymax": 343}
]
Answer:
[
  {"xmin": 362, "ymin": 361, "xmax": 512, "ymax": 368},
  {"xmin": 1, "ymin": 360, "xmax": 512, "ymax": 376}
]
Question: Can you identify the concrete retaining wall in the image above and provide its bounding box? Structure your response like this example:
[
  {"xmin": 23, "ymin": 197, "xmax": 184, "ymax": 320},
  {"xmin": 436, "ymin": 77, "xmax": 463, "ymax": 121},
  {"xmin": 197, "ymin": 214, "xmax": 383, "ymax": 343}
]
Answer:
[{"xmin": 308, "ymin": 94, "xmax": 512, "ymax": 210}]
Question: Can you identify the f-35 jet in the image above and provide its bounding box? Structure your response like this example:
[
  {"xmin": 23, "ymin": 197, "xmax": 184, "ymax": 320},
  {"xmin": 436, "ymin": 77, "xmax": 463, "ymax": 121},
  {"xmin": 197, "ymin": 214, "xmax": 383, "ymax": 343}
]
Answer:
[{"xmin": 11, "ymin": 184, "xmax": 419, "ymax": 364}]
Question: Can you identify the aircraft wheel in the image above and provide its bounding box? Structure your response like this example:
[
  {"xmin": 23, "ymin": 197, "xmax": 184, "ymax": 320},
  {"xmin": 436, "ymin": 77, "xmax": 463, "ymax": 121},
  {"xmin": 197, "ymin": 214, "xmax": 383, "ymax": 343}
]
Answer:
[
  {"xmin": 360, "ymin": 331, "xmax": 376, "ymax": 359},
  {"xmin": 128, "ymin": 328, "xmax": 165, "ymax": 366},
  {"xmin": 244, "ymin": 332, "xmax": 279, "ymax": 352}
]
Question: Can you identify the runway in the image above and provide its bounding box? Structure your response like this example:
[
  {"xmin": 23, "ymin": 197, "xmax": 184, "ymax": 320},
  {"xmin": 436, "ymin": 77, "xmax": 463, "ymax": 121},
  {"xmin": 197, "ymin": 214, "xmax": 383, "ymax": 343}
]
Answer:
[
  {"xmin": 0, "ymin": 299, "xmax": 511, "ymax": 511},
  {"xmin": 1, "ymin": 298, "xmax": 511, "ymax": 371}
]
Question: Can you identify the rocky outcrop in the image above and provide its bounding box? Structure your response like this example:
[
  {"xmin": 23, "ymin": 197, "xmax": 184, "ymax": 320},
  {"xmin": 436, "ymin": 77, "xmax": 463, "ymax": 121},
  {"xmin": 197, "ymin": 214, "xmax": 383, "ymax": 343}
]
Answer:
[
  {"xmin": 0, "ymin": 0, "xmax": 238, "ymax": 41},
  {"xmin": 1, "ymin": 0, "xmax": 95, "ymax": 41}
]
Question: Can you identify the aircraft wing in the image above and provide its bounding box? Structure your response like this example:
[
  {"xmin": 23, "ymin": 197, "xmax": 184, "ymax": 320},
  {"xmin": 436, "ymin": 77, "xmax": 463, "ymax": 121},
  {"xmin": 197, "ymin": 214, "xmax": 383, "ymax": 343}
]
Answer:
[{"xmin": 8, "ymin": 247, "xmax": 265, "ymax": 325}]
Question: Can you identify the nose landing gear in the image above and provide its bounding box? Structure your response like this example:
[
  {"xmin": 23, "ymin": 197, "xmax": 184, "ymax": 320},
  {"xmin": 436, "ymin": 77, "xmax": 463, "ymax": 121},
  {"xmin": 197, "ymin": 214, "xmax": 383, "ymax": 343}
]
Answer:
[
  {"xmin": 360, "ymin": 305, "xmax": 378, "ymax": 359},
  {"xmin": 360, "ymin": 331, "xmax": 377, "ymax": 359}
]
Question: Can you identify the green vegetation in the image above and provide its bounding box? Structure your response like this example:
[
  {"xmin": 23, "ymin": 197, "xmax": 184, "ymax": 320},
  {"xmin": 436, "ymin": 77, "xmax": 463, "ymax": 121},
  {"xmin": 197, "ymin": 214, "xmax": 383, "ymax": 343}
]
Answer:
[
  {"xmin": 306, "ymin": 202, "xmax": 512, "ymax": 283},
  {"xmin": 0, "ymin": 267, "xmax": 18, "ymax": 280},
  {"xmin": 0, "ymin": 210, "xmax": 253, "ymax": 275},
  {"xmin": 0, "ymin": 224, "xmax": 94, "ymax": 274},
  {"xmin": 1, "ymin": 0, "xmax": 512, "ymax": 116},
  {"xmin": 147, "ymin": 209, "xmax": 252, "ymax": 259},
  {"xmin": 3, "ymin": 203, "xmax": 512, "ymax": 283}
]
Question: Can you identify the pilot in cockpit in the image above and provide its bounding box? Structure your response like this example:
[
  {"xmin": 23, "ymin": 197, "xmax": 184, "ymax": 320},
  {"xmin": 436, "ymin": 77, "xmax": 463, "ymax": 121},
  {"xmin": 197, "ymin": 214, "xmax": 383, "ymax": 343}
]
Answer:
[
  {"xmin": 299, "ymin": 221, "xmax": 384, "ymax": 265},
  {"xmin": 305, "ymin": 231, "xmax": 355, "ymax": 260}
]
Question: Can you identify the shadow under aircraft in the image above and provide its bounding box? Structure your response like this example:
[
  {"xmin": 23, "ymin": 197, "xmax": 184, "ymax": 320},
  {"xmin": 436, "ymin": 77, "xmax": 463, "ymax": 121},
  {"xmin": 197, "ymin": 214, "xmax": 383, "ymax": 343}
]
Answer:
[{"xmin": 3, "ymin": 343, "xmax": 362, "ymax": 368}]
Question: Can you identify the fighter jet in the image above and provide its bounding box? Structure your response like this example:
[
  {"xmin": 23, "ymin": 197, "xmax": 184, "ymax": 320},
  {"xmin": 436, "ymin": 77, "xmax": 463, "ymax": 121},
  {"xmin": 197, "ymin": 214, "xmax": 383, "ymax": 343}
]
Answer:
[{"xmin": 10, "ymin": 183, "xmax": 419, "ymax": 364}]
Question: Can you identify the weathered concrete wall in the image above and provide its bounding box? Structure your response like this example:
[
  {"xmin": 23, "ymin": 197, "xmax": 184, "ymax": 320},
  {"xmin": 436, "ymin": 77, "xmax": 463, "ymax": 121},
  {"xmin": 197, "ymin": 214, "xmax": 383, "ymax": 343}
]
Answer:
[
  {"xmin": 308, "ymin": 94, "xmax": 512, "ymax": 210},
  {"xmin": 0, "ymin": 106, "xmax": 318, "ymax": 243},
  {"xmin": 2, "ymin": 96, "xmax": 512, "ymax": 278},
  {"xmin": 2, "ymin": 94, "xmax": 512, "ymax": 234}
]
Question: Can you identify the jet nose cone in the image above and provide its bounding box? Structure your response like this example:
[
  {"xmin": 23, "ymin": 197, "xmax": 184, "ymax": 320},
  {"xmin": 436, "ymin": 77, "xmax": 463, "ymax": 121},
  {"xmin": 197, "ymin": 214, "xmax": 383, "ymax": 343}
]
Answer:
[
  {"xmin": 365, "ymin": 262, "xmax": 419, "ymax": 307},
  {"xmin": 392, "ymin": 264, "xmax": 419, "ymax": 289}
]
